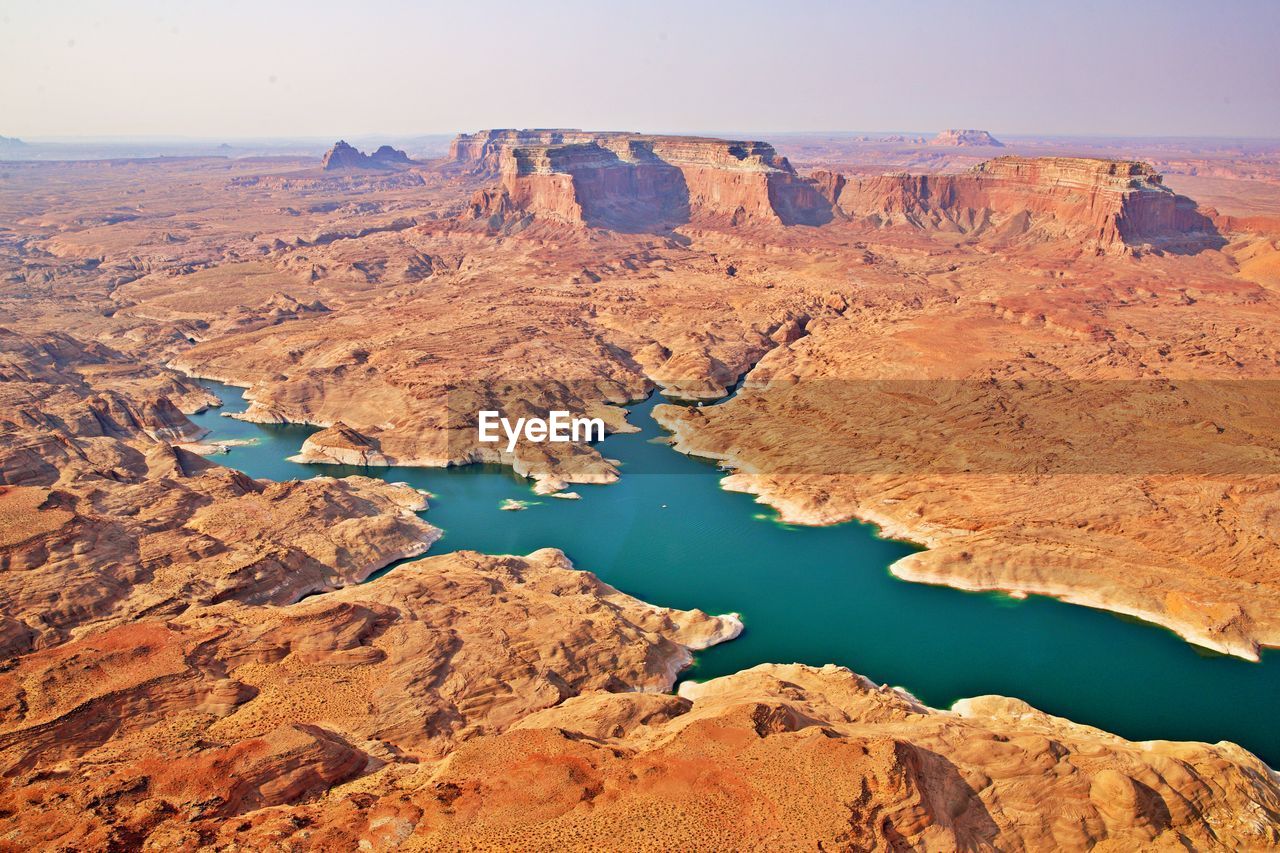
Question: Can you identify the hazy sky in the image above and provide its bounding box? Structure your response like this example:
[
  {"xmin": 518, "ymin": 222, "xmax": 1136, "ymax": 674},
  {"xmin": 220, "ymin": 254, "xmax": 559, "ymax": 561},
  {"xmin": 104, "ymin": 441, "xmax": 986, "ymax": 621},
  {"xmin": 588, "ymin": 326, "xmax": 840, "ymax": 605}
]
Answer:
[{"xmin": 3, "ymin": 0, "xmax": 1278, "ymax": 139}]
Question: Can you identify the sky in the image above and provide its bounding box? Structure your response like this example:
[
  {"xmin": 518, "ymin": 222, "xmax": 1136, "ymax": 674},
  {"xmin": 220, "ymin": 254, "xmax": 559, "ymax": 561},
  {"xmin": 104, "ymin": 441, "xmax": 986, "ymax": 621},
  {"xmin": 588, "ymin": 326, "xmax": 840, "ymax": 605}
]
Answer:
[{"xmin": 2, "ymin": 0, "xmax": 1278, "ymax": 140}]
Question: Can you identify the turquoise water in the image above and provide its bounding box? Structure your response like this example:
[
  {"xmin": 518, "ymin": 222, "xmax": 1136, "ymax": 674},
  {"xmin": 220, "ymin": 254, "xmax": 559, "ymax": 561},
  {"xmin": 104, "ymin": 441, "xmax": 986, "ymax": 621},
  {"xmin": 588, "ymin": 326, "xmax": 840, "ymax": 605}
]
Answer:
[{"xmin": 189, "ymin": 379, "xmax": 1280, "ymax": 767}]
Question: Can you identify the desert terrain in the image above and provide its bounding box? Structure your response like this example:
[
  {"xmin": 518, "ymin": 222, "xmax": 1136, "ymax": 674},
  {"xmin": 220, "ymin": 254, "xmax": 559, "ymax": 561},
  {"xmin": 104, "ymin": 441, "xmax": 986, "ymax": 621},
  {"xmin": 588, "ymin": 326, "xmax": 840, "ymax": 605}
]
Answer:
[{"xmin": 2, "ymin": 130, "xmax": 1280, "ymax": 849}]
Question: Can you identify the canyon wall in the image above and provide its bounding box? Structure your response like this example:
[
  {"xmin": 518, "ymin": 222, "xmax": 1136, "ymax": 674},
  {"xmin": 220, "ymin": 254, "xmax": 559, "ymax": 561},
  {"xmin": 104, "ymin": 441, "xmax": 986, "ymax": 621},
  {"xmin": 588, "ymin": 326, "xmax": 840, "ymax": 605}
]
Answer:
[
  {"xmin": 454, "ymin": 129, "xmax": 832, "ymax": 229},
  {"xmin": 455, "ymin": 133, "xmax": 1217, "ymax": 250},
  {"xmin": 449, "ymin": 129, "xmax": 607, "ymax": 176},
  {"xmin": 828, "ymin": 156, "xmax": 1219, "ymax": 252}
]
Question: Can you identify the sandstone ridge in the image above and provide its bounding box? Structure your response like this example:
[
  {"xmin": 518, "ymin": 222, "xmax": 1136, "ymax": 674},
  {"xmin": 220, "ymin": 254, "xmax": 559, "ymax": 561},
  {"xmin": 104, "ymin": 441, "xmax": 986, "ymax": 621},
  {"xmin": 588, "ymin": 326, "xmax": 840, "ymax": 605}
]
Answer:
[
  {"xmin": 821, "ymin": 156, "xmax": 1221, "ymax": 252},
  {"xmin": 454, "ymin": 129, "xmax": 833, "ymax": 230},
  {"xmin": 453, "ymin": 131, "xmax": 1217, "ymax": 252}
]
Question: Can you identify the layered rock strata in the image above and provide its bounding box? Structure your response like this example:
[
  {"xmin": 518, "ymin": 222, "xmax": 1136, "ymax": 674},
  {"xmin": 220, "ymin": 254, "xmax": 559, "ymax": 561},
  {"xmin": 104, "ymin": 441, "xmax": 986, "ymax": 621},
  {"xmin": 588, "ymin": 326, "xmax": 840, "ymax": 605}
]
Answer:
[
  {"xmin": 0, "ymin": 327, "xmax": 439, "ymax": 658},
  {"xmin": 826, "ymin": 156, "xmax": 1219, "ymax": 252},
  {"xmin": 8, "ymin": 660, "xmax": 1272, "ymax": 849},
  {"xmin": 455, "ymin": 129, "xmax": 832, "ymax": 229}
]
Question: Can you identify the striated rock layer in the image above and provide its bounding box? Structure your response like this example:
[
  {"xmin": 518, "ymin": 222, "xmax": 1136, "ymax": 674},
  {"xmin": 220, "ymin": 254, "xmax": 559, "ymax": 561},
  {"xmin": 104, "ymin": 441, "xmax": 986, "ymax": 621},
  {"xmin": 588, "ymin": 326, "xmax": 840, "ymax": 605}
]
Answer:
[
  {"xmin": 13, "ymin": 662, "xmax": 1270, "ymax": 850},
  {"xmin": 826, "ymin": 156, "xmax": 1219, "ymax": 252},
  {"xmin": 0, "ymin": 327, "xmax": 439, "ymax": 659},
  {"xmin": 455, "ymin": 129, "xmax": 832, "ymax": 229},
  {"xmin": 0, "ymin": 549, "xmax": 743, "ymax": 848}
]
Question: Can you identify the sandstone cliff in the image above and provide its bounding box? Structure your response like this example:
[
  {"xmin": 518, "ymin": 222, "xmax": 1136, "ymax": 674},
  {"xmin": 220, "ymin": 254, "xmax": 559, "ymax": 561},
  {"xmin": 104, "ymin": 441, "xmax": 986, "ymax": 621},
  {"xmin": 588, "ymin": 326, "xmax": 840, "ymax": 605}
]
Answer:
[
  {"xmin": 455, "ymin": 133, "xmax": 1215, "ymax": 252},
  {"xmin": 449, "ymin": 129, "xmax": 607, "ymax": 175},
  {"xmin": 829, "ymin": 156, "xmax": 1220, "ymax": 252},
  {"xmin": 455, "ymin": 129, "xmax": 832, "ymax": 230}
]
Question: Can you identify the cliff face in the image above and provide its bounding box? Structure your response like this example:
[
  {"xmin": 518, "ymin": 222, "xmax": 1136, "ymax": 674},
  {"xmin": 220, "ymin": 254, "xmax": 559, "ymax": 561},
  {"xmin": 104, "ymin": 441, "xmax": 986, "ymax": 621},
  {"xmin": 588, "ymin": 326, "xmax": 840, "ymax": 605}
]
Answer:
[
  {"xmin": 832, "ymin": 156, "xmax": 1220, "ymax": 252},
  {"xmin": 455, "ymin": 130, "xmax": 832, "ymax": 230},
  {"xmin": 456, "ymin": 135, "xmax": 1215, "ymax": 249},
  {"xmin": 449, "ymin": 129, "xmax": 607, "ymax": 176}
]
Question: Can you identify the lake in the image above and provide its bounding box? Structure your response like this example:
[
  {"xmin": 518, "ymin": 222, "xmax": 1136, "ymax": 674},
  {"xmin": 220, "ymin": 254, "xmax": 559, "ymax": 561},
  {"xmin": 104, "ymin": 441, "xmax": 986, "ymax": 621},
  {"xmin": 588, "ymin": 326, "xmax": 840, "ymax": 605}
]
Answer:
[{"xmin": 188, "ymin": 379, "xmax": 1280, "ymax": 766}]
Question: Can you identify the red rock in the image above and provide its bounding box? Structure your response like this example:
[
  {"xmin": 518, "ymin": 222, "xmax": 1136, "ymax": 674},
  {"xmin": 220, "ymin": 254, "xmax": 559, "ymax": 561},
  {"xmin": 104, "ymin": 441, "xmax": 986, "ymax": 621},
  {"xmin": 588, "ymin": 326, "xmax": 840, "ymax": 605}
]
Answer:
[
  {"xmin": 453, "ymin": 130, "xmax": 833, "ymax": 229},
  {"xmin": 830, "ymin": 156, "xmax": 1219, "ymax": 252},
  {"xmin": 143, "ymin": 724, "xmax": 368, "ymax": 817}
]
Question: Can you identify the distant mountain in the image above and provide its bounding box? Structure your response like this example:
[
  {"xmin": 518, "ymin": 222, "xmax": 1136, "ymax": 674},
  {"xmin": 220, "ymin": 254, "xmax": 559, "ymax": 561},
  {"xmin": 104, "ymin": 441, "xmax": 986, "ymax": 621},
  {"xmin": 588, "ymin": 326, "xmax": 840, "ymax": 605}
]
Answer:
[
  {"xmin": 929, "ymin": 129, "xmax": 1004, "ymax": 147},
  {"xmin": 320, "ymin": 140, "xmax": 414, "ymax": 170}
]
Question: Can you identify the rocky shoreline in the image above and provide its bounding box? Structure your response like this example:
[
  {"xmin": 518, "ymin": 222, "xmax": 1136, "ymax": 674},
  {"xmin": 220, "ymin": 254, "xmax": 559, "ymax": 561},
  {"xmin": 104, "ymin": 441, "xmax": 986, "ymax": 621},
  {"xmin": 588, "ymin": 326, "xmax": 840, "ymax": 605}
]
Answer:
[{"xmin": 656, "ymin": 402, "xmax": 1279, "ymax": 663}]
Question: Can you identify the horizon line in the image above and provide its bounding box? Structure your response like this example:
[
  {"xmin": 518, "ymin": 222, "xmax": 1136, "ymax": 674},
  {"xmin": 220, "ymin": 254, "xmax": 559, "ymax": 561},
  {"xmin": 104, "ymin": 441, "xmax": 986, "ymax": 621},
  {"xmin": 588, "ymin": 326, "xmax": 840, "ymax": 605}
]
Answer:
[{"xmin": 10, "ymin": 130, "xmax": 1280, "ymax": 145}]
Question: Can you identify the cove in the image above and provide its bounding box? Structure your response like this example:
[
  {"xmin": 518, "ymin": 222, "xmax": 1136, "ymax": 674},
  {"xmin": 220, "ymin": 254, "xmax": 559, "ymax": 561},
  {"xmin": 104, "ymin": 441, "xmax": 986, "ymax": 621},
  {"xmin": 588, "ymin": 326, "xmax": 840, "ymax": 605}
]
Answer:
[{"xmin": 188, "ymin": 379, "xmax": 1280, "ymax": 767}]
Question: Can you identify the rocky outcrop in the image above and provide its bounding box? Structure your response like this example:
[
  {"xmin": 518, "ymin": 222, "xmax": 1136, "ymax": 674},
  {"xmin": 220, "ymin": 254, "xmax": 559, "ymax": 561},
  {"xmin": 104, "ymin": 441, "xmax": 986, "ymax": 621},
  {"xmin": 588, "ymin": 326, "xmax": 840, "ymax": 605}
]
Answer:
[
  {"xmin": 321, "ymin": 140, "xmax": 413, "ymax": 171},
  {"xmin": 449, "ymin": 129, "xmax": 606, "ymax": 175},
  {"xmin": 39, "ymin": 662, "xmax": 1273, "ymax": 850},
  {"xmin": 370, "ymin": 144, "xmax": 411, "ymax": 165},
  {"xmin": 455, "ymin": 130, "xmax": 833, "ymax": 230},
  {"xmin": 0, "ymin": 549, "xmax": 743, "ymax": 846},
  {"xmin": 389, "ymin": 664, "xmax": 1279, "ymax": 850},
  {"xmin": 0, "ymin": 328, "xmax": 439, "ymax": 655},
  {"xmin": 0, "ymin": 473, "xmax": 437, "ymax": 657},
  {"xmin": 290, "ymin": 422, "xmax": 388, "ymax": 466},
  {"xmin": 320, "ymin": 140, "xmax": 366, "ymax": 170},
  {"xmin": 0, "ymin": 328, "xmax": 215, "ymax": 485},
  {"xmin": 831, "ymin": 156, "xmax": 1221, "ymax": 252},
  {"xmin": 930, "ymin": 128, "xmax": 1004, "ymax": 147}
]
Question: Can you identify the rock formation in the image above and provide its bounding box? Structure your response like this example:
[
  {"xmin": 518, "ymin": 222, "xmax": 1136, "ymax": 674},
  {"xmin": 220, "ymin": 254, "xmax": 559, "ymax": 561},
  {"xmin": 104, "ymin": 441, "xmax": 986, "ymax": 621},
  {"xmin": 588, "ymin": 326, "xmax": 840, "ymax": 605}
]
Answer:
[
  {"xmin": 320, "ymin": 140, "xmax": 367, "ymax": 170},
  {"xmin": 9, "ymin": 654, "xmax": 1273, "ymax": 849},
  {"xmin": 392, "ymin": 664, "xmax": 1279, "ymax": 850},
  {"xmin": 930, "ymin": 128, "xmax": 1004, "ymax": 147},
  {"xmin": 0, "ymin": 548, "xmax": 744, "ymax": 847},
  {"xmin": 455, "ymin": 132, "xmax": 1214, "ymax": 252},
  {"xmin": 827, "ymin": 156, "xmax": 1220, "ymax": 252},
  {"xmin": 0, "ymin": 327, "xmax": 439, "ymax": 658},
  {"xmin": 290, "ymin": 421, "xmax": 389, "ymax": 466},
  {"xmin": 370, "ymin": 144, "xmax": 411, "ymax": 165},
  {"xmin": 0, "ymin": 327, "xmax": 214, "ymax": 485},
  {"xmin": 449, "ymin": 129, "xmax": 606, "ymax": 175},
  {"xmin": 455, "ymin": 129, "xmax": 833, "ymax": 229},
  {"xmin": 321, "ymin": 140, "xmax": 413, "ymax": 171}
]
